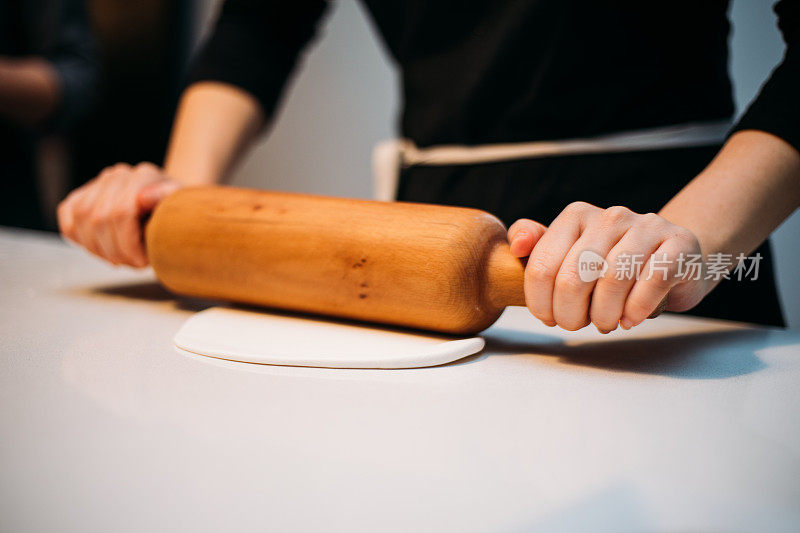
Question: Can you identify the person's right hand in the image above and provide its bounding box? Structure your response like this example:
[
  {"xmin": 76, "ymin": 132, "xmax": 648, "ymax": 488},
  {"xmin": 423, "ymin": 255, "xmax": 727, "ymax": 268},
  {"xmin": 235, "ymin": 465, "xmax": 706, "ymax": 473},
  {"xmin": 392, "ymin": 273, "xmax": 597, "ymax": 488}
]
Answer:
[{"xmin": 57, "ymin": 162, "xmax": 181, "ymax": 267}]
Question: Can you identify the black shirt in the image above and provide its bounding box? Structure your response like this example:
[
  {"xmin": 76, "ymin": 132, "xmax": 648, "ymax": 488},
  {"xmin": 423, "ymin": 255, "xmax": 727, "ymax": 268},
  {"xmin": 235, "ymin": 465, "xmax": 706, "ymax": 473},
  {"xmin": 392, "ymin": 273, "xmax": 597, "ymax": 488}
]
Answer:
[{"xmin": 190, "ymin": 0, "xmax": 800, "ymax": 152}]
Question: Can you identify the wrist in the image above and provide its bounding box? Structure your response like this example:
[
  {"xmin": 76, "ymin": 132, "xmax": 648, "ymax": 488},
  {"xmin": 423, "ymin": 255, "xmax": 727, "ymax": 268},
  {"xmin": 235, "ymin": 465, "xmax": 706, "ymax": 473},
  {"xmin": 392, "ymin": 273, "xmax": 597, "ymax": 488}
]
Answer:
[{"xmin": 163, "ymin": 159, "xmax": 222, "ymax": 187}]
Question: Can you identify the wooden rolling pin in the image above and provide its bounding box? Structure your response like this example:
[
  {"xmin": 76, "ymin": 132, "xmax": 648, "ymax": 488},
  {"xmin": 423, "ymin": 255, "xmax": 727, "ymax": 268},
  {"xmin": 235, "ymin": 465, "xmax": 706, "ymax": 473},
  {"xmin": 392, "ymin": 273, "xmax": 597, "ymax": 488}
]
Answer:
[
  {"xmin": 146, "ymin": 187, "xmax": 666, "ymax": 334},
  {"xmin": 146, "ymin": 186, "xmax": 526, "ymax": 334}
]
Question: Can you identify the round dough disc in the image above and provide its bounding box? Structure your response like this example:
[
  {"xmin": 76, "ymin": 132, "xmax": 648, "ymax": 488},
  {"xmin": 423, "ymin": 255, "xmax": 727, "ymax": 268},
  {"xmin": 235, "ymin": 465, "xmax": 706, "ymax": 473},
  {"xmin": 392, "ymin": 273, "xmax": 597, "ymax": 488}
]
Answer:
[{"xmin": 174, "ymin": 307, "xmax": 485, "ymax": 369}]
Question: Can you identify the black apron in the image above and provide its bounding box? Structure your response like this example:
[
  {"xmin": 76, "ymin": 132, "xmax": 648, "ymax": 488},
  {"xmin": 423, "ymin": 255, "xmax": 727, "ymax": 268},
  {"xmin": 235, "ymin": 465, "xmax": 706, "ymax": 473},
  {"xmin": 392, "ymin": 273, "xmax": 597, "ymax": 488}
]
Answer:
[{"xmin": 397, "ymin": 144, "xmax": 785, "ymax": 328}]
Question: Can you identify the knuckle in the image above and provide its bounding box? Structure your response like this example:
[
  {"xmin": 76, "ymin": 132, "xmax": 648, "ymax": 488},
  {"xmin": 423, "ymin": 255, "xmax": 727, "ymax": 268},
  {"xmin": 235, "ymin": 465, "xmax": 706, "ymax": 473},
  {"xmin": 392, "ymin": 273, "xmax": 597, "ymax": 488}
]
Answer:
[
  {"xmin": 526, "ymin": 268, "xmax": 551, "ymax": 289},
  {"xmin": 636, "ymin": 212, "xmax": 665, "ymax": 230},
  {"xmin": 554, "ymin": 269, "xmax": 584, "ymax": 294},
  {"xmin": 135, "ymin": 161, "xmax": 158, "ymax": 172},
  {"xmin": 526, "ymin": 255, "xmax": 556, "ymax": 286},
  {"xmin": 99, "ymin": 166, "xmax": 122, "ymax": 182},
  {"xmin": 648, "ymin": 255, "xmax": 681, "ymax": 285},
  {"xmin": 95, "ymin": 169, "xmax": 113, "ymax": 181},
  {"xmin": 564, "ymin": 201, "xmax": 593, "ymax": 216},
  {"xmin": 596, "ymin": 273, "xmax": 630, "ymax": 293},
  {"xmin": 602, "ymin": 205, "xmax": 632, "ymax": 225}
]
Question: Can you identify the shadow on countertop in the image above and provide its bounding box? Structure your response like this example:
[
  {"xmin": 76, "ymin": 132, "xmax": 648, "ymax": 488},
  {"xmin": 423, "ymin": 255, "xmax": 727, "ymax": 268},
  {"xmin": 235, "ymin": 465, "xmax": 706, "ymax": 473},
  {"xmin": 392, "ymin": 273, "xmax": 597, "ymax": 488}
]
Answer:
[
  {"xmin": 85, "ymin": 280, "xmax": 216, "ymax": 313},
  {"xmin": 477, "ymin": 326, "xmax": 785, "ymax": 379}
]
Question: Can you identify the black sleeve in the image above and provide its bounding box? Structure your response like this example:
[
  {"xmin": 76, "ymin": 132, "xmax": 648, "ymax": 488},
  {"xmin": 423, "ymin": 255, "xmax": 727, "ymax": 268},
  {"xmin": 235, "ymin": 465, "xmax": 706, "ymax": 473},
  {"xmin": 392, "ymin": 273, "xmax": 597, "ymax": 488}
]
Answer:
[
  {"xmin": 187, "ymin": 0, "xmax": 329, "ymax": 121},
  {"xmin": 731, "ymin": 0, "xmax": 800, "ymax": 152}
]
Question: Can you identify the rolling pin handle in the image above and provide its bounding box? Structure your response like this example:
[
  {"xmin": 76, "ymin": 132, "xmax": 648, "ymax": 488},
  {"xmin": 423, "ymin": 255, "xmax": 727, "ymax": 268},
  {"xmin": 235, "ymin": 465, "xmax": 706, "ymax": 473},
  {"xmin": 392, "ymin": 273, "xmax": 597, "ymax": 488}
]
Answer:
[{"xmin": 485, "ymin": 240, "xmax": 527, "ymax": 309}]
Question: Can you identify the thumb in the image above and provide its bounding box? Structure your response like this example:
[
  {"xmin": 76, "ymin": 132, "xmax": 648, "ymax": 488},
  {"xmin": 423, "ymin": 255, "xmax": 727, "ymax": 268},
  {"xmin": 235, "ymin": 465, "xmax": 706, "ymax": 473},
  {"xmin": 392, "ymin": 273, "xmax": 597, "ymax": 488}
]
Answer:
[
  {"xmin": 507, "ymin": 218, "xmax": 547, "ymax": 257},
  {"xmin": 136, "ymin": 180, "xmax": 181, "ymax": 215}
]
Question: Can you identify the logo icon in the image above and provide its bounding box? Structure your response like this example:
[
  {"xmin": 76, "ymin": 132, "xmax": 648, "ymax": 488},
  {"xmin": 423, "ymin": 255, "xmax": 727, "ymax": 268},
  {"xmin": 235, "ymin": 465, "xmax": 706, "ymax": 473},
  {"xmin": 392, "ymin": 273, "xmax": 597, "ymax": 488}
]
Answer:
[{"xmin": 578, "ymin": 250, "xmax": 608, "ymax": 282}]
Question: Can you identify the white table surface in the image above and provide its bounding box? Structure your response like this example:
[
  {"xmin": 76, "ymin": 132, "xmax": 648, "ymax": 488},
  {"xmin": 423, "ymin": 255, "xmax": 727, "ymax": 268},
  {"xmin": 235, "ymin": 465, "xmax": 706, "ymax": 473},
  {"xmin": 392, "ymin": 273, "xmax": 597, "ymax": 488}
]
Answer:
[{"xmin": 2, "ymin": 227, "xmax": 799, "ymax": 533}]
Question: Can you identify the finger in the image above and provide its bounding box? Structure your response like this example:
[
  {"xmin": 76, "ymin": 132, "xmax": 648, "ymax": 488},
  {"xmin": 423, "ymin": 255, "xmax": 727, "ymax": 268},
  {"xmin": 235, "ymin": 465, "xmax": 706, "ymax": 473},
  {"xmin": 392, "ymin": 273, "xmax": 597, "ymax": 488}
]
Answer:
[
  {"xmin": 71, "ymin": 186, "xmax": 106, "ymax": 259},
  {"xmin": 113, "ymin": 179, "xmax": 153, "ymax": 267},
  {"xmin": 76, "ymin": 169, "xmax": 126, "ymax": 262},
  {"xmin": 524, "ymin": 202, "xmax": 594, "ymax": 326},
  {"xmin": 68, "ymin": 165, "xmax": 132, "ymax": 262},
  {"xmin": 57, "ymin": 190, "xmax": 80, "ymax": 242},
  {"xmin": 648, "ymin": 295, "xmax": 669, "ymax": 318},
  {"xmin": 107, "ymin": 204, "xmax": 146, "ymax": 267},
  {"xmin": 137, "ymin": 179, "xmax": 181, "ymax": 215},
  {"xmin": 114, "ymin": 212, "xmax": 148, "ymax": 267},
  {"xmin": 554, "ymin": 209, "xmax": 633, "ymax": 332},
  {"xmin": 621, "ymin": 237, "xmax": 686, "ymax": 329},
  {"xmin": 114, "ymin": 177, "xmax": 147, "ymax": 266},
  {"xmin": 590, "ymin": 226, "xmax": 664, "ymax": 333},
  {"xmin": 508, "ymin": 219, "xmax": 547, "ymax": 257},
  {"xmin": 95, "ymin": 169, "xmax": 133, "ymax": 265}
]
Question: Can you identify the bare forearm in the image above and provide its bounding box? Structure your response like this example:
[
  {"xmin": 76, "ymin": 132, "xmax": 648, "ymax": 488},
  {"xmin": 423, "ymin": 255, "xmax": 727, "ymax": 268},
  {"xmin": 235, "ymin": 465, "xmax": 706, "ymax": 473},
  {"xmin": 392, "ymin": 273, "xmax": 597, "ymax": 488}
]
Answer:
[
  {"xmin": 164, "ymin": 81, "xmax": 265, "ymax": 185},
  {"xmin": 660, "ymin": 130, "xmax": 800, "ymax": 259},
  {"xmin": 0, "ymin": 57, "xmax": 61, "ymax": 127}
]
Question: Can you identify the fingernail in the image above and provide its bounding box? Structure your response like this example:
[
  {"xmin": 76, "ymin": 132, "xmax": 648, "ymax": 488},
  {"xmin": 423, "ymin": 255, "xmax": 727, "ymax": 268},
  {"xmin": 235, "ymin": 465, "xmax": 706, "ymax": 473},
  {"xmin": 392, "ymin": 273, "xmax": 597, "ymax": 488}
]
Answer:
[{"xmin": 620, "ymin": 318, "xmax": 633, "ymax": 330}]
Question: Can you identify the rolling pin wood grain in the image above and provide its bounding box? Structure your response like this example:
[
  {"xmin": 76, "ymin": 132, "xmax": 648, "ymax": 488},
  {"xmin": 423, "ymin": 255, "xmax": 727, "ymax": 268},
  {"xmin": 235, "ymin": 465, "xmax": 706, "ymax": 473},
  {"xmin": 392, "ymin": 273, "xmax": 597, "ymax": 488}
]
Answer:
[
  {"xmin": 146, "ymin": 187, "xmax": 526, "ymax": 334},
  {"xmin": 146, "ymin": 187, "xmax": 665, "ymax": 334}
]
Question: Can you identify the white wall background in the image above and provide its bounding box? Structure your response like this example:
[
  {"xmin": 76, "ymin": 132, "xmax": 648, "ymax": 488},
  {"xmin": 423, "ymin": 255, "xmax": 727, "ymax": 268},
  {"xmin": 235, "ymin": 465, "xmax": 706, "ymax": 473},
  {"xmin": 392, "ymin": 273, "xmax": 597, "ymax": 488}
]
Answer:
[{"xmin": 196, "ymin": 0, "xmax": 799, "ymax": 328}]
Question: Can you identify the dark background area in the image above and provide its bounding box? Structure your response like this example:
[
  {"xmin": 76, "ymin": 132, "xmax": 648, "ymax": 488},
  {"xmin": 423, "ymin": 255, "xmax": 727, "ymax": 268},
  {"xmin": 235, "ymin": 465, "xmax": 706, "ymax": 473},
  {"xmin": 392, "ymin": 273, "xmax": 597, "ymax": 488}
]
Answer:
[{"xmin": 69, "ymin": 0, "xmax": 194, "ymax": 193}]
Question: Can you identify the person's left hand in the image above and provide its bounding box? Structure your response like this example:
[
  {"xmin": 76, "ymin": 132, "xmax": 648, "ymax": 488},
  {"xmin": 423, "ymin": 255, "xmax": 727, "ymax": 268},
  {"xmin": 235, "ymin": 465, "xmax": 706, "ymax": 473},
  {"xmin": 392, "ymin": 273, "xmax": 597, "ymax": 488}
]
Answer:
[{"xmin": 508, "ymin": 202, "xmax": 713, "ymax": 333}]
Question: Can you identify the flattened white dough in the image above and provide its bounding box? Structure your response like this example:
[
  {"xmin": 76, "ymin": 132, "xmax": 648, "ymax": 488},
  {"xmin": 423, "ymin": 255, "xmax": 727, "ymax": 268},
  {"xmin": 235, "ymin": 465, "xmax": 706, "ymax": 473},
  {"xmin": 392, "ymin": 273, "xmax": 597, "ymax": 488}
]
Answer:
[{"xmin": 174, "ymin": 307, "xmax": 484, "ymax": 369}]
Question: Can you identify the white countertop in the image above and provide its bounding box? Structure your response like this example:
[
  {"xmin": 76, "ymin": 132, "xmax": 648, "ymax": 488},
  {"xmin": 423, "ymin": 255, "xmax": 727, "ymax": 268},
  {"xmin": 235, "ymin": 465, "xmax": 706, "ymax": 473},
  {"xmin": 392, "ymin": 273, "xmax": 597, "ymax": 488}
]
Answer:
[{"xmin": 2, "ymin": 227, "xmax": 799, "ymax": 532}]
